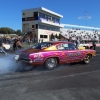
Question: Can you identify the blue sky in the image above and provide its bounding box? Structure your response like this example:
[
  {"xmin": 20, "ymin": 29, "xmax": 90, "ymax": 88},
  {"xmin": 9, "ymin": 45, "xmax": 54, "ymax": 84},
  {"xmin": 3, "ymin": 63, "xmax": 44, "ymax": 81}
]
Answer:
[{"xmin": 0, "ymin": 0, "xmax": 100, "ymax": 30}]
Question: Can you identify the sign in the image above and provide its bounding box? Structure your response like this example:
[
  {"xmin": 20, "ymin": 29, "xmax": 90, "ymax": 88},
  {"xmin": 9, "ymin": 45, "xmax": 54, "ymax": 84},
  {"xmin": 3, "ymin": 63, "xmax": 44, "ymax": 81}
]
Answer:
[{"xmin": 45, "ymin": 31, "xmax": 56, "ymax": 35}]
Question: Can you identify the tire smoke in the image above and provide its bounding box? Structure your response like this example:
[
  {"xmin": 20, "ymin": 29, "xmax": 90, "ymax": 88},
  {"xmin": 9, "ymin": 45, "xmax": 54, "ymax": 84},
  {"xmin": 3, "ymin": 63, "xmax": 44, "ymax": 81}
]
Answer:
[{"xmin": 0, "ymin": 54, "xmax": 21, "ymax": 74}]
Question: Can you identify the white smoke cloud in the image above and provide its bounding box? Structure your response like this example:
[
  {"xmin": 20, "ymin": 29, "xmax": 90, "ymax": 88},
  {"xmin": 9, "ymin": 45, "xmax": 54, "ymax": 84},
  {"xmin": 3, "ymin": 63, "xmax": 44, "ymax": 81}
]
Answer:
[
  {"xmin": 0, "ymin": 54, "xmax": 16, "ymax": 74},
  {"xmin": 0, "ymin": 54, "xmax": 35, "ymax": 74}
]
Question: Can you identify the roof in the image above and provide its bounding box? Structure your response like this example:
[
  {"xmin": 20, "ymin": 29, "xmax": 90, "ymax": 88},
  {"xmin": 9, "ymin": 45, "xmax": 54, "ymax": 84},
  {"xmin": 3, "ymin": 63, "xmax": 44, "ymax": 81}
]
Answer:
[
  {"xmin": 61, "ymin": 24, "xmax": 100, "ymax": 30},
  {"xmin": 22, "ymin": 7, "xmax": 63, "ymax": 18}
]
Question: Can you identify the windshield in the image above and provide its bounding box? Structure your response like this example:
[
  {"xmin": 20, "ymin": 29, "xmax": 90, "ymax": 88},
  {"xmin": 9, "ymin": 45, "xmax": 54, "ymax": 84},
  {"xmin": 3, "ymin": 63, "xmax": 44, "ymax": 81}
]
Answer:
[{"xmin": 31, "ymin": 42, "xmax": 53, "ymax": 49}]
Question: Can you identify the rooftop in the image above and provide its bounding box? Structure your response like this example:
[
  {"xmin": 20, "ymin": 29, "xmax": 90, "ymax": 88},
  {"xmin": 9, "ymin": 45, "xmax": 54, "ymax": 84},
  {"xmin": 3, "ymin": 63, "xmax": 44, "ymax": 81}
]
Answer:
[{"xmin": 22, "ymin": 7, "xmax": 63, "ymax": 18}]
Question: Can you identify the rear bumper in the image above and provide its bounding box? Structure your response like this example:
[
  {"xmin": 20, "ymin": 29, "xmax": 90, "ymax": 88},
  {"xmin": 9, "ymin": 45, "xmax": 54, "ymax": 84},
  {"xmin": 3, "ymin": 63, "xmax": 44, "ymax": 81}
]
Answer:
[
  {"xmin": 14, "ymin": 55, "xmax": 33, "ymax": 63},
  {"xmin": 20, "ymin": 59, "xmax": 33, "ymax": 63}
]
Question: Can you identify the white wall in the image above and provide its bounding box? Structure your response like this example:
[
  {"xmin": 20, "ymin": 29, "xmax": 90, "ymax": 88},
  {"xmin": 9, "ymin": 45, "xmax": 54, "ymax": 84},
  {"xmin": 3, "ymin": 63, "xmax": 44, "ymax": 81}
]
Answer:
[
  {"xmin": 38, "ymin": 29, "xmax": 60, "ymax": 41},
  {"xmin": 22, "ymin": 11, "xmax": 33, "ymax": 18}
]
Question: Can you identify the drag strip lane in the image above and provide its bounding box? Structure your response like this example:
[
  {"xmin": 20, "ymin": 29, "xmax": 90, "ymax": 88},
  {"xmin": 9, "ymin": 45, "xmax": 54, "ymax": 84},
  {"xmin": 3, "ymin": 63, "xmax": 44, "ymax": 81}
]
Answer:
[{"xmin": 0, "ymin": 55, "xmax": 100, "ymax": 82}]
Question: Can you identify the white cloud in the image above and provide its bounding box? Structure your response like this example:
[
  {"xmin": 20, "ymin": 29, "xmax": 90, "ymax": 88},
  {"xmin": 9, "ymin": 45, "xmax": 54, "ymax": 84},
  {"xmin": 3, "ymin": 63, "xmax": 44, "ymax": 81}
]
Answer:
[
  {"xmin": 78, "ymin": 16, "xmax": 83, "ymax": 19},
  {"xmin": 78, "ymin": 16, "xmax": 92, "ymax": 20}
]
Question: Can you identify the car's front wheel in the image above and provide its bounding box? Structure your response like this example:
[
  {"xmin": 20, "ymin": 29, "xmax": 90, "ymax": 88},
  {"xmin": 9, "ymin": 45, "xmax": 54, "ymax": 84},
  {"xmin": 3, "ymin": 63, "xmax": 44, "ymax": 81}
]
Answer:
[{"xmin": 44, "ymin": 58, "xmax": 57, "ymax": 70}]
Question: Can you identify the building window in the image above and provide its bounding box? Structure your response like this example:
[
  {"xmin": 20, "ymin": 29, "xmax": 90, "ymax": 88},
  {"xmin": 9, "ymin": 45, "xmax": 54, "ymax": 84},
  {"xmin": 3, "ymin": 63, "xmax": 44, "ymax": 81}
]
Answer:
[
  {"xmin": 44, "ymin": 35, "xmax": 48, "ymax": 38},
  {"xmin": 34, "ymin": 12, "xmax": 38, "ymax": 20},
  {"xmin": 39, "ymin": 25, "xmax": 46, "ymax": 29},
  {"xmin": 39, "ymin": 12, "xmax": 45, "ymax": 18},
  {"xmin": 38, "ymin": 12, "xmax": 60, "ymax": 24},
  {"xmin": 36, "ymin": 24, "xmax": 38, "ymax": 29},
  {"xmin": 40, "ymin": 35, "xmax": 43, "ymax": 38},
  {"xmin": 46, "ymin": 26, "xmax": 51, "ymax": 30},
  {"xmin": 52, "ymin": 17, "xmax": 55, "ymax": 23},
  {"xmin": 45, "ymin": 15, "xmax": 48, "ymax": 21},
  {"xmin": 48, "ymin": 15, "xmax": 51, "ymax": 21},
  {"xmin": 40, "ymin": 35, "xmax": 48, "ymax": 38},
  {"xmin": 55, "ymin": 18, "xmax": 60, "ymax": 23},
  {"xmin": 39, "ymin": 24, "xmax": 60, "ymax": 32}
]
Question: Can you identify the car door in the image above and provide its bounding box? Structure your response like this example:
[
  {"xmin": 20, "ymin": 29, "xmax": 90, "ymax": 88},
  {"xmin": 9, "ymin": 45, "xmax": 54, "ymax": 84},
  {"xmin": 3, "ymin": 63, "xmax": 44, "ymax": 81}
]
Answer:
[{"xmin": 63, "ymin": 43, "xmax": 83, "ymax": 63}]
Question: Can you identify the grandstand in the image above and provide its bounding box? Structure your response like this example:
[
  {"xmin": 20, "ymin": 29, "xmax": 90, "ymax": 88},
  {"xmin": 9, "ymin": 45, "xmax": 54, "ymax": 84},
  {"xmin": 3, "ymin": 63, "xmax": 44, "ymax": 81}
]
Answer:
[{"xmin": 60, "ymin": 24, "xmax": 100, "ymax": 42}]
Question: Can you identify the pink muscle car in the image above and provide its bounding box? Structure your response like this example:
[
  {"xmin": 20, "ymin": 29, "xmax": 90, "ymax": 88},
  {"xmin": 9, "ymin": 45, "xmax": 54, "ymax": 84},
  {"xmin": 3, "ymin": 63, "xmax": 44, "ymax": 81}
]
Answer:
[{"xmin": 15, "ymin": 41, "xmax": 96, "ymax": 70}]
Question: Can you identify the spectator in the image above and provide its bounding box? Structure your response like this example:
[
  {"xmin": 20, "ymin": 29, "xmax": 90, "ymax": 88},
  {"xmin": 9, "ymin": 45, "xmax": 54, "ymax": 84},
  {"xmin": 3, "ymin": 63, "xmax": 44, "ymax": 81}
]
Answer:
[
  {"xmin": 75, "ymin": 37, "xmax": 80, "ymax": 48},
  {"xmin": 17, "ymin": 39, "xmax": 22, "ymax": 49},
  {"xmin": 92, "ymin": 40, "xmax": 96, "ymax": 50},
  {"xmin": 0, "ymin": 36, "xmax": 7, "ymax": 55},
  {"xmin": 68, "ymin": 37, "xmax": 72, "ymax": 42},
  {"xmin": 54, "ymin": 35, "xmax": 58, "ymax": 41},
  {"xmin": 27, "ymin": 37, "xmax": 31, "ymax": 47},
  {"xmin": 13, "ymin": 38, "xmax": 18, "ymax": 51}
]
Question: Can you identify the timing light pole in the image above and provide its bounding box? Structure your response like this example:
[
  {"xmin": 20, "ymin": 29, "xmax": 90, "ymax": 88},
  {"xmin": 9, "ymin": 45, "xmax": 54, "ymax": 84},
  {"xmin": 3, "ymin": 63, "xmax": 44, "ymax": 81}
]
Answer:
[
  {"xmin": 84, "ymin": 11, "xmax": 91, "ymax": 29},
  {"xmin": 84, "ymin": 11, "xmax": 89, "ymax": 27}
]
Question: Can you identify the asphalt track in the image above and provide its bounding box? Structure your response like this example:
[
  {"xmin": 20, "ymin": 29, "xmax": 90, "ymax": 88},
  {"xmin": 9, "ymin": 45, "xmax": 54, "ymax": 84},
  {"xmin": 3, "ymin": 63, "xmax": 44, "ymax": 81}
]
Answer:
[{"xmin": 0, "ymin": 48, "xmax": 100, "ymax": 100}]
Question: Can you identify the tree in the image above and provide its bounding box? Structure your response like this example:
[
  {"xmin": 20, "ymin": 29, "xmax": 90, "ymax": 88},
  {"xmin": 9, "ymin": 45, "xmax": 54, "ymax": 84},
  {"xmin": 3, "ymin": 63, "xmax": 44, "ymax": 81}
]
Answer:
[
  {"xmin": 15, "ymin": 30, "xmax": 23, "ymax": 36},
  {"xmin": 1, "ymin": 27, "xmax": 8, "ymax": 34},
  {"xmin": 55, "ymin": 34, "xmax": 58, "ymax": 39},
  {"xmin": 0, "ymin": 27, "xmax": 22, "ymax": 36},
  {"xmin": 50, "ymin": 33, "xmax": 54, "ymax": 40},
  {"xmin": 0, "ymin": 27, "xmax": 15, "ymax": 34},
  {"xmin": 58, "ymin": 33, "xmax": 62, "ymax": 39}
]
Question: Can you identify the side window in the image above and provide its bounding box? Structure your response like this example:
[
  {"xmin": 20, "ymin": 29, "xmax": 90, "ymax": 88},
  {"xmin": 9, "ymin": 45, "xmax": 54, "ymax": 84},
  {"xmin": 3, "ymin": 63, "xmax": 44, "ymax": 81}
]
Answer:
[
  {"xmin": 56, "ymin": 44, "xmax": 64, "ymax": 50},
  {"xmin": 56, "ymin": 43, "xmax": 76, "ymax": 50},
  {"xmin": 63, "ymin": 43, "xmax": 69, "ymax": 50},
  {"xmin": 68, "ymin": 43, "xmax": 76, "ymax": 50},
  {"xmin": 41, "ymin": 43, "xmax": 52, "ymax": 49}
]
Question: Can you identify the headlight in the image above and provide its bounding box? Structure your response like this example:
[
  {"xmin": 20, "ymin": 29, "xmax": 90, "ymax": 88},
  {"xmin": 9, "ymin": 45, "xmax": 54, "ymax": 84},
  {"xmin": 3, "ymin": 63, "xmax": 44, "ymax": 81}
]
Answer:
[{"xmin": 15, "ymin": 55, "xmax": 20, "ymax": 61}]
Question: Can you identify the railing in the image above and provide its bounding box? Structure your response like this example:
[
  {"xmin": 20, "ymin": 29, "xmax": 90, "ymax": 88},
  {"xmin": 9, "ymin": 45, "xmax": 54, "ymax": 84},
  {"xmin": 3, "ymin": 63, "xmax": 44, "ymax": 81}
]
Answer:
[{"xmin": 21, "ymin": 28, "xmax": 34, "ymax": 42}]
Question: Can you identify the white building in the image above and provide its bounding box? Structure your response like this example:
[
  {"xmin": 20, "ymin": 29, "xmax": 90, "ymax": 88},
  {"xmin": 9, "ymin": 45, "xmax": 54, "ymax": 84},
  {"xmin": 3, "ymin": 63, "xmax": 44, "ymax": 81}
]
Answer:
[{"xmin": 22, "ymin": 7, "xmax": 63, "ymax": 42}]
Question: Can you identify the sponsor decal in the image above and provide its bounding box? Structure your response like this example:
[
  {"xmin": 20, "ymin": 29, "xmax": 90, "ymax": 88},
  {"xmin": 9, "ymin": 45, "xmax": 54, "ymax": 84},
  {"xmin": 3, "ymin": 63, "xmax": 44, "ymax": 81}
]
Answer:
[
  {"xmin": 67, "ymin": 52, "xmax": 82, "ymax": 58},
  {"xmin": 33, "ymin": 53, "xmax": 44, "ymax": 62}
]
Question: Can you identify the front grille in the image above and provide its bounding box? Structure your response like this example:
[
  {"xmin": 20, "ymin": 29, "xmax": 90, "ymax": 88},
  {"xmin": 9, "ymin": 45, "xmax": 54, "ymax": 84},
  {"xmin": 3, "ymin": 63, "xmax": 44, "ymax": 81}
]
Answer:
[{"xmin": 20, "ymin": 58, "xmax": 30, "ymax": 62}]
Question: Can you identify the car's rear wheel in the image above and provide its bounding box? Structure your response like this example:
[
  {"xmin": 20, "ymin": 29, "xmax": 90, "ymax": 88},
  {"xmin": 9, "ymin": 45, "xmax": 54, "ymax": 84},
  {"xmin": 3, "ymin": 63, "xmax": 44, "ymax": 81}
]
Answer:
[
  {"xmin": 83, "ymin": 54, "xmax": 91, "ymax": 64},
  {"xmin": 44, "ymin": 58, "xmax": 57, "ymax": 70}
]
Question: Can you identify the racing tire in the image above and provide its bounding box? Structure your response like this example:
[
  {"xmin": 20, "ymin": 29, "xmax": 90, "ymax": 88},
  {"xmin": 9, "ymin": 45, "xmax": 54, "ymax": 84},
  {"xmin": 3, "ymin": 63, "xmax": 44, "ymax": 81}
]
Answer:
[
  {"xmin": 44, "ymin": 58, "xmax": 57, "ymax": 70},
  {"xmin": 83, "ymin": 55, "xmax": 91, "ymax": 64}
]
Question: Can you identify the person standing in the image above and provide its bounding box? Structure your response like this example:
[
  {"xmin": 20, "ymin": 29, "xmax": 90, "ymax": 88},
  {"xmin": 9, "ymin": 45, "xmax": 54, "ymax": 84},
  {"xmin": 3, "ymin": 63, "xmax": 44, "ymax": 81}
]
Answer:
[
  {"xmin": 16, "ymin": 39, "xmax": 22, "ymax": 49},
  {"xmin": 75, "ymin": 37, "xmax": 80, "ymax": 49},
  {"xmin": 54, "ymin": 35, "xmax": 58, "ymax": 41},
  {"xmin": 27, "ymin": 37, "xmax": 31, "ymax": 47},
  {"xmin": 92, "ymin": 40, "xmax": 96, "ymax": 50},
  {"xmin": 68, "ymin": 37, "xmax": 73, "ymax": 42},
  {"xmin": 0, "ymin": 36, "xmax": 7, "ymax": 55},
  {"xmin": 13, "ymin": 38, "xmax": 18, "ymax": 51}
]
